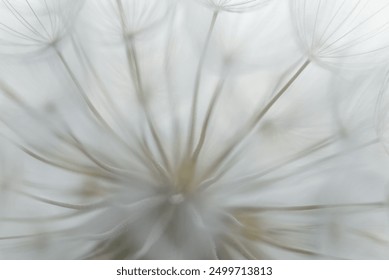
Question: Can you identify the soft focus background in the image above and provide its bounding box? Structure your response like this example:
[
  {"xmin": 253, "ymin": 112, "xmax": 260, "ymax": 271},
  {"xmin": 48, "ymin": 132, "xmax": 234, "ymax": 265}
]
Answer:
[{"xmin": 1, "ymin": 0, "xmax": 389, "ymax": 259}]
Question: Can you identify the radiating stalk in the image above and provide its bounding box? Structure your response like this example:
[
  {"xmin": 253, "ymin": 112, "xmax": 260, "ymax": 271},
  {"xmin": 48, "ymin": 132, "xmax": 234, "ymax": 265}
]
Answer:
[
  {"xmin": 192, "ymin": 77, "xmax": 226, "ymax": 161},
  {"xmin": 187, "ymin": 11, "xmax": 219, "ymax": 156},
  {"xmin": 203, "ymin": 59, "xmax": 311, "ymax": 180},
  {"xmin": 116, "ymin": 0, "xmax": 172, "ymax": 176}
]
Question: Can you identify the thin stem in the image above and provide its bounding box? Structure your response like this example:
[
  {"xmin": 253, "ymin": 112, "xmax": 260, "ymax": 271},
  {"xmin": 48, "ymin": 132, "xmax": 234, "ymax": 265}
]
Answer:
[
  {"xmin": 249, "ymin": 59, "xmax": 311, "ymax": 134},
  {"xmin": 54, "ymin": 48, "xmax": 106, "ymax": 126},
  {"xmin": 69, "ymin": 37, "xmax": 156, "ymax": 175},
  {"xmin": 199, "ymin": 135, "xmax": 336, "ymax": 193},
  {"xmin": 187, "ymin": 11, "xmax": 219, "ymax": 156},
  {"xmin": 13, "ymin": 140, "xmax": 110, "ymax": 179},
  {"xmin": 203, "ymin": 58, "xmax": 311, "ymax": 180},
  {"xmin": 164, "ymin": 9, "xmax": 182, "ymax": 168},
  {"xmin": 192, "ymin": 77, "xmax": 226, "ymax": 161},
  {"xmin": 231, "ymin": 201, "xmax": 386, "ymax": 213},
  {"xmin": 13, "ymin": 189, "xmax": 107, "ymax": 211},
  {"xmin": 116, "ymin": 0, "xmax": 172, "ymax": 176},
  {"xmin": 256, "ymin": 138, "xmax": 380, "ymax": 187},
  {"xmin": 65, "ymin": 129, "xmax": 156, "ymax": 183}
]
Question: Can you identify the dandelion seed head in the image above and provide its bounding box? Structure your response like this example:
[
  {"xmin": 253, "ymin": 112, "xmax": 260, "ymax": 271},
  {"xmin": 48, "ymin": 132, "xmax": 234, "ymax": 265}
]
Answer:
[{"xmin": 1, "ymin": 0, "xmax": 389, "ymax": 260}]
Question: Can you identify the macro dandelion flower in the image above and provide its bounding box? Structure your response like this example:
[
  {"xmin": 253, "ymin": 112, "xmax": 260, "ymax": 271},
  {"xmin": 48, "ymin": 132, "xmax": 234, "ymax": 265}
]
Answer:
[{"xmin": 0, "ymin": 0, "xmax": 389, "ymax": 260}]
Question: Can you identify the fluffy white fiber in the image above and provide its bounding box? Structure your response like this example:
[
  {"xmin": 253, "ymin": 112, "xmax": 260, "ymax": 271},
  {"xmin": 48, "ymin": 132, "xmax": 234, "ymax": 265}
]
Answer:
[{"xmin": 0, "ymin": 0, "xmax": 389, "ymax": 259}]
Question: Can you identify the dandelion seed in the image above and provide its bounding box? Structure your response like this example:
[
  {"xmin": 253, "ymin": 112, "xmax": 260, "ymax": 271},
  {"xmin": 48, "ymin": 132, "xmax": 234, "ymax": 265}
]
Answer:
[
  {"xmin": 0, "ymin": 0, "xmax": 84, "ymax": 55},
  {"xmin": 86, "ymin": 0, "xmax": 173, "ymax": 45},
  {"xmin": 292, "ymin": 0, "xmax": 389, "ymax": 68},
  {"xmin": 194, "ymin": 0, "xmax": 272, "ymax": 13}
]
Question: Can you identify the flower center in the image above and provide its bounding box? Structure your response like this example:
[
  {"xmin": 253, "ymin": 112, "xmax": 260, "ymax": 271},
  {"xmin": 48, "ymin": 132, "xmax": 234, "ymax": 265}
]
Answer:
[
  {"xmin": 169, "ymin": 193, "xmax": 185, "ymax": 204},
  {"xmin": 172, "ymin": 158, "xmax": 198, "ymax": 194}
]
